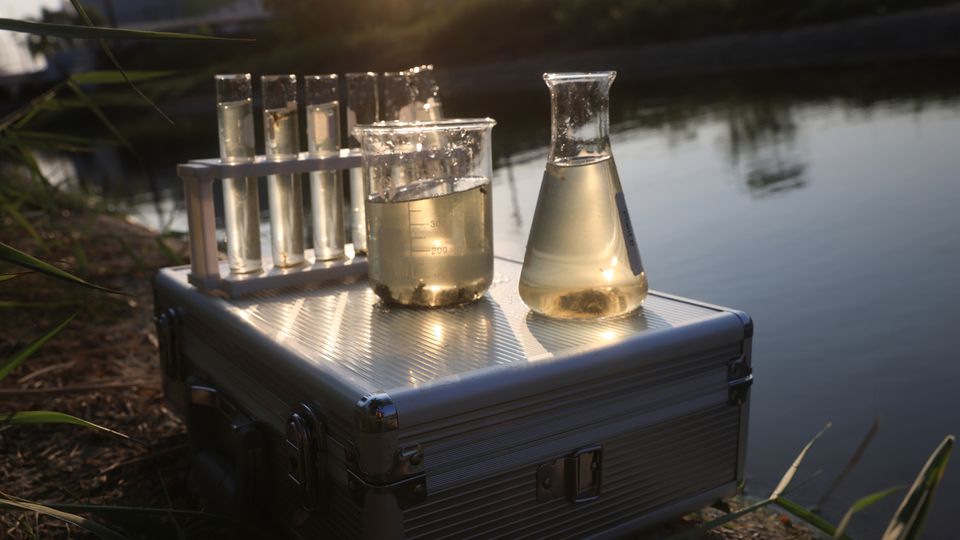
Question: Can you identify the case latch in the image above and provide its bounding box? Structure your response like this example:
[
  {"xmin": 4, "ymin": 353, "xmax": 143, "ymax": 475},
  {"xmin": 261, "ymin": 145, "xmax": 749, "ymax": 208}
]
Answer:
[
  {"xmin": 537, "ymin": 445, "xmax": 603, "ymax": 503},
  {"xmin": 284, "ymin": 402, "xmax": 326, "ymax": 513},
  {"xmin": 727, "ymin": 356, "xmax": 754, "ymax": 406}
]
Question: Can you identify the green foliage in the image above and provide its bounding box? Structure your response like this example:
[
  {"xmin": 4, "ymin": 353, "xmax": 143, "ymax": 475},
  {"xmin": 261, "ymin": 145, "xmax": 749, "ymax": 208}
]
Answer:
[
  {"xmin": 0, "ymin": 241, "xmax": 121, "ymax": 294},
  {"xmin": 882, "ymin": 436, "xmax": 955, "ymax": 540},
  {"xmin": 775, "ymin": 496, "xmax": 845, "ymax": 538},
  {"xmin": 1, "ymin": 411, "xmax": 136, "ymax": 444},
  {"xmin": 0, "ymin": 497, "xmax": 127, "ymax": 540},
  {"xmin": 0, "ymin": 17, "xmax": 250, "ymax": 41},
  {"xmin": 835, "ymin": 486, "xmax": 905, "ymax": 537},
  {"xmin": 45, "ymin": 503, "xmax": 240, "ymax": 539},
  {"xmin": 0, "ymin": 312, "xmax": 76, "ymax": 381},
  {"xmin": 668, "ymin": 423, "xmax": 954, "ymax": 540},
  {"xmin": 772, "ymin": 422, "xmax": 831, "ymax": 498}
]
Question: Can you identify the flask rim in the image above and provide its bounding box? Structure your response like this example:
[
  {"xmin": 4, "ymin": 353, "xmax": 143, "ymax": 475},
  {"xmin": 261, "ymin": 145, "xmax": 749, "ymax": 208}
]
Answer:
[{"xmin": 543, "ymin": 71, "xmax": 617, "ymax": 84}]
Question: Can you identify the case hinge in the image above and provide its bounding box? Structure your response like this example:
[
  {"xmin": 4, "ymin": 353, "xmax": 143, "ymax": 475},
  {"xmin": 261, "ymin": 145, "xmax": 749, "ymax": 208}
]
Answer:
[
  {"xmin": 154, "ymin": 307, "xmax": 184, "ymax": 381},
  {"xmin": 284, "ymin": 402, "xmax": 327, "ymax": 513},
  {"xmin": 537, "ymin": 445, "xmax": 603, "ymax": 503},
  {"xmin": 727, "ymin": 356, "xmax": 754, "ymax": 406}
]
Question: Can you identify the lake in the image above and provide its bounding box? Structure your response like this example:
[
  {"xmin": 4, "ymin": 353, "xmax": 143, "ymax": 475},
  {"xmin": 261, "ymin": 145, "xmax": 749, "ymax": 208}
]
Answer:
[{"xmin": 117, "ymin": 63, "xmax": 960, "ymax": 538}]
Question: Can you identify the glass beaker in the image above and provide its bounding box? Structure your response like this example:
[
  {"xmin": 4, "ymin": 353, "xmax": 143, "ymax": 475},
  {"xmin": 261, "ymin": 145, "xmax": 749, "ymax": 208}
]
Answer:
[
  {"xmin": 304, "ymin": 74, "xmax": 344, "ymax": 261},
  {"xmin": 345, "ymin": 72, "xmax": 379, "ymax": 254},
  {"xmin": 215, "ymin": 74, "xmax": 262, "ymax": 274},
  {"xmin": 518, "ymin": 72, "xmax": 648, "ymax": 319},
  {"xmin": 354, "ymin": 118, "xmax": 496, "ymax": 307},
  {"xmin": 261, "ymin": 74, "xmax": 306, "ymax": 268}
]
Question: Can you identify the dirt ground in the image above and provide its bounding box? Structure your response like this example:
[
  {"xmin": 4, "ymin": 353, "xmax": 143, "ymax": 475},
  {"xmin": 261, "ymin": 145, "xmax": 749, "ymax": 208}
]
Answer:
[{"xmin": 0, "ymin": 209, "xmax": 817, "ymax": 539}]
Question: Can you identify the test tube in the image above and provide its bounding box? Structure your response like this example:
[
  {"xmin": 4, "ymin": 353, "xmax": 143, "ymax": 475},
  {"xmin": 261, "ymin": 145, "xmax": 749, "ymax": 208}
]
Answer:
[
  {"xmin": 304, "ymin": 74, "xmax": 345, "ymax": 261},
  {"xmin": 381, "ymin": 71, "xmax": 416, "ymax": 122},
  {"xmin": 261, "ymin": 74, "xmax": 306, "ymax": 268},
  {"xmin": 346, "ymin": 72, "xmax": 379, "ymax": 254},
  {"xmin": 407, "ymin": 64, "xmax": 444, "ymax": 121},
  {"xmin": 215, "ymin": 74, "xmax": 262, "ymax": 274}
]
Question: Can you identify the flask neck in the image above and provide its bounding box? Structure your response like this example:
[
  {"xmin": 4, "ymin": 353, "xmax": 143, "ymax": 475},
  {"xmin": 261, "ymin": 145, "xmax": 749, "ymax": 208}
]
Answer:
[{"xmin": 546, "ymin": 72, "xmax": 615, "ymax": 162}]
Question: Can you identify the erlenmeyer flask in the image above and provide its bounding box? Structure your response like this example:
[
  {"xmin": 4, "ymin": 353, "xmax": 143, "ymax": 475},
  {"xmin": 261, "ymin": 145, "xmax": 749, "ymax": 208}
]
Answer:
[{"xmin": 518, "ymin": 71, "xmax": 648, "ymax": 319}]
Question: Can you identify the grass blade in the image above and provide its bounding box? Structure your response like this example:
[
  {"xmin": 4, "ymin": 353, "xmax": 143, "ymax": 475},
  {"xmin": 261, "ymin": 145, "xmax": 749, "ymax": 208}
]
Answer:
[
  {"xmin": 0, "ymin": 241, "xmax": 122, "ymax": 295},
  {"xmin": 68, "ymin": 0, "xmax": 173, "ymax": 125},
  {"xmin": 661, "ymin": 499, "xmax": 774, "ymax": 540},
  {"xmin": 0, "ymin": 496, "xmax": 127, "ymax": 540},
  {"xmin": 0, "ymin": 271, "xmax": 33, "ymax": 282},
  {"xmin": 0, "ymin": 18, "xmax": 251, "ymax": 41},
  {"xmin": 0, "ymin": 312, "xmax": 76, "ymax": 381},
  {"xmin": 772, "ymin": 422, "xmax": 832, "ymax": 498},
  {"xmin": 65, "ymin": 81, "xmax": 135, "ymax": 151},
  {"xmin": 817, "ymin": 416, "xmax": 880, "ymax": 511},
  {"xmin": 882, "ymin": 435, "xmax": 955, "ymax": 540},
  {"xmin": 1, "ymin": 202, "xmax": 41, "ymax": 242},
  {"xmin": 71, "ymin": 70, "xmax": 176, "ymax": 85},
  {"xmin": 155, "ymin": 236, "xmax": 185, "ymax": 266},
  {"xmin": 45, "ymin": 502, "xmax": 242, "ymax": 539},
  {"xmin": 776, "ymin": 496, "xmax": 847, "ymax": 538},
  {"xmin": 0, "ymin": 82, "xmax": 64, "ymax": 132},
  {"xmin": 835, "ymin": 486, "xmax": 905, "ymax": 538},
  {"xmin": 1, "ymin": 411, "xmax": 135, "ymax": 444}
]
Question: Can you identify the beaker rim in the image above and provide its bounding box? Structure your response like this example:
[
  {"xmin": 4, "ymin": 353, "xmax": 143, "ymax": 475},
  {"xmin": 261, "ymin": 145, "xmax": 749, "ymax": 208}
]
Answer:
[
  {"xmin": 543, "ymin": 71, "xmax": 617, "ymax": 83},
  {"xmin": 354, "ymin": 118, "xmax": 496, "ymax": 134}
]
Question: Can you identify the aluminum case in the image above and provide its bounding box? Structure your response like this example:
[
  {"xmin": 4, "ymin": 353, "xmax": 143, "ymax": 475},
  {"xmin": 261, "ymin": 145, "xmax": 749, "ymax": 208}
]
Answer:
[{"xmin": 153, "ymin": 256, "xmax": 753, "ymax": 539}]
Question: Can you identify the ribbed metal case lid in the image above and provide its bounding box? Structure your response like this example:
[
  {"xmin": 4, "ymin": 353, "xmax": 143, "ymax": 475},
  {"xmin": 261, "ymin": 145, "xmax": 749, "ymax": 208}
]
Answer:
[{"xmin": 190, "ymin": 257, "xmax": 744, "ymax": 425}]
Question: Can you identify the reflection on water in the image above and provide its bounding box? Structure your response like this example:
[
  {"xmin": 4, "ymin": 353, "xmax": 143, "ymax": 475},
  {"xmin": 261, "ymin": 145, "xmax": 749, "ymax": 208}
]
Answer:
[{"xmin": 719, "ymin": 101, "xmax": 808, "ymax": 198}]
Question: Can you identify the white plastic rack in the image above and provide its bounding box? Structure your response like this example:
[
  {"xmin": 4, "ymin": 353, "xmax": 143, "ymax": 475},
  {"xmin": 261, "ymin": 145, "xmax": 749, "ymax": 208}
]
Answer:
[{"xmin": 177, "ymin": 149, "xmax": 367, "ymax": 298}]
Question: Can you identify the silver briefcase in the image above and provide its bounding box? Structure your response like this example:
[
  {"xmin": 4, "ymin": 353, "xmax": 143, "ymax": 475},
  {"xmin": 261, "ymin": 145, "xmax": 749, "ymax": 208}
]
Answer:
[{"xmin": 153, "ymin": 255, "xmax": 753, "ymax": 539}]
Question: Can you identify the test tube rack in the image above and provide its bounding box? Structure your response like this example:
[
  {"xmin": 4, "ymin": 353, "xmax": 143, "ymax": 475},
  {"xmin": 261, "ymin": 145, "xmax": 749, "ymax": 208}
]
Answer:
[{"xmin": 177, "ymin": 149, "xmax": 366, "ymax": 298}]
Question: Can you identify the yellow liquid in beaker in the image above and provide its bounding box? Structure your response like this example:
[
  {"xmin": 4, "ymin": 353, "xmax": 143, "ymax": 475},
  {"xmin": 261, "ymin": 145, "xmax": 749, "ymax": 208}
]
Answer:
[
  {"xmin": 367, "ymin": 178, "xmax": 492, "ymax": 307},
  {"xmin": 519, "ymin": 156, "xmax": 648, "ymax": 319}
]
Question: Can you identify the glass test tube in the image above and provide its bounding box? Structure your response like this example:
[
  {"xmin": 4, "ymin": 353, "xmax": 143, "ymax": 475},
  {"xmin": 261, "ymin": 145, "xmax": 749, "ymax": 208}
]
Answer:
[
  {"xmin": 304, "ymin": 74, "xmax": 345, "ymax": 261},
  {"xmin": 215, "ymin": 74, "xmax": 262, "ymax": 274},
  {"xmin": 407, "ymin": 64, "xmax": 444, "ymax": 121},
  {"xmin": 261, "ymin": 74, "xmax": 305, "ymax": 268},
  {"xmin": 381, "ymin": 71, "xmax": 416, "ymax": 122},
  {"xmin": 345, "ymin": 72, "xmax": 379, "ymax": 254}
]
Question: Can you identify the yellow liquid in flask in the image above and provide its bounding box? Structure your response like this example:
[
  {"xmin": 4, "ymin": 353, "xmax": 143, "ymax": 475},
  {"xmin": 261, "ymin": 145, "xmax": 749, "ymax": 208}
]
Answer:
[{"xmin": 519, "ymin": 156, "xmax": 647, "ymax": 319}]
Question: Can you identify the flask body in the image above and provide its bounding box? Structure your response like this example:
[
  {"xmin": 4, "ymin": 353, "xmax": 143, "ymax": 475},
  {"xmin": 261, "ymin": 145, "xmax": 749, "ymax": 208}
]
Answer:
[{"xmin": 519, "ymin": 72, "xmax": 648, "ymax": 319}]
